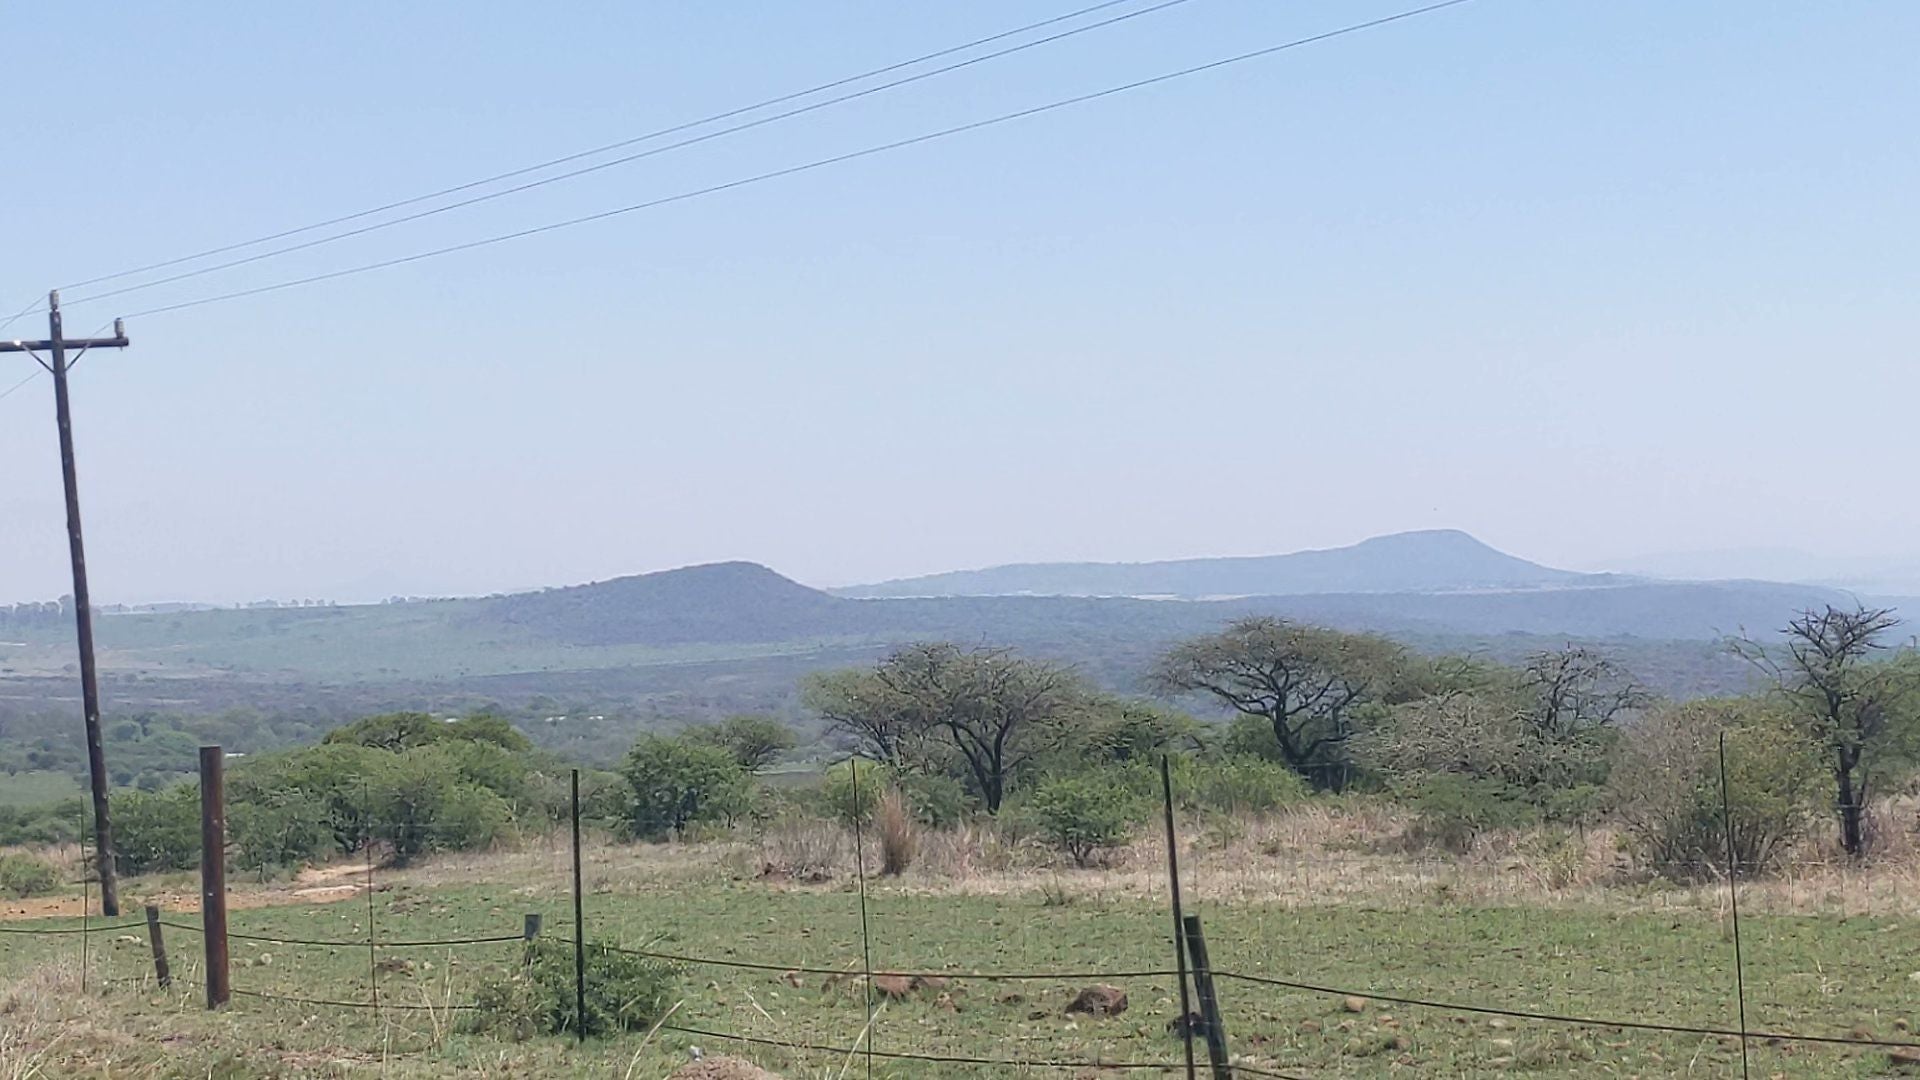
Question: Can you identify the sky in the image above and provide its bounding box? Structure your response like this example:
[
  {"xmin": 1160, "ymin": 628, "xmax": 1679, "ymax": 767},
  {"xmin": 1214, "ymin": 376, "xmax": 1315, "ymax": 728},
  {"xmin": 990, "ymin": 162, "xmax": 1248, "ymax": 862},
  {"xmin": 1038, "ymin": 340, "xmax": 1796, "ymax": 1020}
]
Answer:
[{"xmin": 3, "ymin": 1, "xmax": 1917, "ymax": 605}]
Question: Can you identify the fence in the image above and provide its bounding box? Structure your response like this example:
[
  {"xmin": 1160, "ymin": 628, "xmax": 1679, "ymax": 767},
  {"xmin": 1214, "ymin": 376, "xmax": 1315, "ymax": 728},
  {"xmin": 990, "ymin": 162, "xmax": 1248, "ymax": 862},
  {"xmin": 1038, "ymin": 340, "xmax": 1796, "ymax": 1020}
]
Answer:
[{"xmin": 4, "ymin": 744, "xmax": 1919, "ymax": 1077}]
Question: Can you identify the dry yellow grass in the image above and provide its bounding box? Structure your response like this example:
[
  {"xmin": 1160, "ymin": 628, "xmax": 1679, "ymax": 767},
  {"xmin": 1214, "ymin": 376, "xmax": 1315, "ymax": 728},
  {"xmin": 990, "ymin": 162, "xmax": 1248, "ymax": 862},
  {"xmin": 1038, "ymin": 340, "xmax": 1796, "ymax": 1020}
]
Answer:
[{"xmin": 377, "ymin": 796, "xmax": 1920, "ymax": 920}]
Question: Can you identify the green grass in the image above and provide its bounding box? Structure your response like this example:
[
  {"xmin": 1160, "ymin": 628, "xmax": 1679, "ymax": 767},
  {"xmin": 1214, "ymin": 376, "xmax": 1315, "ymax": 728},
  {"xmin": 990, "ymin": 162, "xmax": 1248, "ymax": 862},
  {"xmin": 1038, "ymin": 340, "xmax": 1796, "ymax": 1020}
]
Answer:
[
  {"xmin": 1, "ymin": 859, "xmax": 1915, "ymax": 1078},
  {"xmin": 0, "ymin": 770, "xmax": 83, "ymax": 808}
]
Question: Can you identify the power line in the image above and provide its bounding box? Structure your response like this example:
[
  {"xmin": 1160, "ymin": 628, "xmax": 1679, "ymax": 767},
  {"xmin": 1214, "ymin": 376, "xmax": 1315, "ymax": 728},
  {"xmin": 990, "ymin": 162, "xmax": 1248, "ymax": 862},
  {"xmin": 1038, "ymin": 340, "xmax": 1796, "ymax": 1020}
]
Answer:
[
  {"xmin": 64, "ymin": 0, "xmax": 1202, "ymax": 309},
  {"xmin": 48, "ymin": 0, "xmax": 1161, "ymax": 303},
  {"xmin": 0, "ymin": 370, "xmax": 38, "ymax": 403},
  {"xmin": 114, "ymin": 0, "xmax": 1480, "ymax": 322}
]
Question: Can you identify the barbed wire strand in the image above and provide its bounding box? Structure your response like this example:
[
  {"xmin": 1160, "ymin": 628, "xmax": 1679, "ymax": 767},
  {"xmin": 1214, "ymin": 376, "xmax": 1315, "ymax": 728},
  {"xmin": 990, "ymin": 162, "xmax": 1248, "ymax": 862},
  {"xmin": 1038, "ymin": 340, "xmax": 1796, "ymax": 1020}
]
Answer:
[
  {"xmin": 657, "ymin": 1021, "xmax": 1237, "ymax": 1075},
  {"xmin": 0, "ymin": 921, "xmax": 143, "ymax": 936},
  {"xmin": 588, "ymin": 939, "xmax": 1178, "ymax": 982},
  {"xmin": 1214, "ymin": 969, "xmax": 1920, "ymax": 1051},
  {"xmin": 155, "ymin": 920, "xmax": 521, "ymax": 949}
]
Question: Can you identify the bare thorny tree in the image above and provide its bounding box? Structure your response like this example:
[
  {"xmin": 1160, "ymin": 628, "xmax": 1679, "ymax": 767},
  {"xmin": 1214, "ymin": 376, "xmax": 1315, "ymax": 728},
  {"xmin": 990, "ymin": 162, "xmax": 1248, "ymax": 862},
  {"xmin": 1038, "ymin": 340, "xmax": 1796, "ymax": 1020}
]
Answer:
[
  {"xmin": 1735, "ymin": 604, "xmax": 1919, "ymax": 858},
  {"xmin": 1519, "ymin": 645, "xmax": 1650, "ymax": 740}
]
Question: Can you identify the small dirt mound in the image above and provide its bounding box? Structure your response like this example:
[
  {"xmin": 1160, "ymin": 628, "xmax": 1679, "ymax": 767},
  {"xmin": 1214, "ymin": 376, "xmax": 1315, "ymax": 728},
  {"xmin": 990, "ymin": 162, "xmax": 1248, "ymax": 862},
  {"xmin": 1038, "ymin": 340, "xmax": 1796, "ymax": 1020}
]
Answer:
[
  {"xmin": 1064, "ymin": 984, "xmax": 1128, "ymax": 1016},
  {"xmin": 668, "ymin": 1056, "xmax": 782, "ymax": 1079}
]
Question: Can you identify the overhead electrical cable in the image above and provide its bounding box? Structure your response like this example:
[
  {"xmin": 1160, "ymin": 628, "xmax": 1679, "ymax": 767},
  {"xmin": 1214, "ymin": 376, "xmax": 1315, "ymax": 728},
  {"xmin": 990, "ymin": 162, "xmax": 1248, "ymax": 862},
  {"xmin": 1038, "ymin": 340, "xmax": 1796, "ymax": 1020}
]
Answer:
[
  {"xmin": 47, "ymin": 0, "xmax": 1170, "ymax": 302},
  {"xmin": 111, "ymin": 0, "xmax": 1477, "ymax": 322}
]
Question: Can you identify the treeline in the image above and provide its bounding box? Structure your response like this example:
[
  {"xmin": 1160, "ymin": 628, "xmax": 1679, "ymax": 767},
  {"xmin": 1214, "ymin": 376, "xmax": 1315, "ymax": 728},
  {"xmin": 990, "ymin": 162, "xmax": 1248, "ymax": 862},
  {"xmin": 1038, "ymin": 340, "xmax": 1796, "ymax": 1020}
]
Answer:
[
  {"xmin": 28, "ymin": 603, "xmax": 1916, "ymax": 886},
  {"xmin": 0, "ymin": 707, "xmax": 339, "ymax": 796}
]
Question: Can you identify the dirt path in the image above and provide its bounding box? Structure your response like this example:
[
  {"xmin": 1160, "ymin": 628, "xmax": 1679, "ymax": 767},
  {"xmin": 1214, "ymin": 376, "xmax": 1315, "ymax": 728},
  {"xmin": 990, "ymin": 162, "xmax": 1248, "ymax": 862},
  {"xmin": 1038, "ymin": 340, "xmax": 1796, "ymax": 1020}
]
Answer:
[{"xmin": 1, "ymin": 862, "xmax": 370, "ymax": 921}]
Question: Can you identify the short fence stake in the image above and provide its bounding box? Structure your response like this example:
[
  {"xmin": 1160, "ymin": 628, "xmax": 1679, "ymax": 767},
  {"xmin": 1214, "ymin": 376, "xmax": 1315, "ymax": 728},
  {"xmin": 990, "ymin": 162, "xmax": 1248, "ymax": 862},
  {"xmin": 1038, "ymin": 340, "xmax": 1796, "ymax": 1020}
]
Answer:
[
  {"xmin": 1183, "ymin": 914, "xmax": 1232, "ymax": 1079},
  {"xmin": 144, "ymin": 904, "xmax": 171, "ymax": 988},
  {"xmin": 198, "ymin": 746, "xmax": 230, "ymax": 1009},
  {"xmin": 570, "ymin": 768, "xmax": 586, "ymax": 1045}
]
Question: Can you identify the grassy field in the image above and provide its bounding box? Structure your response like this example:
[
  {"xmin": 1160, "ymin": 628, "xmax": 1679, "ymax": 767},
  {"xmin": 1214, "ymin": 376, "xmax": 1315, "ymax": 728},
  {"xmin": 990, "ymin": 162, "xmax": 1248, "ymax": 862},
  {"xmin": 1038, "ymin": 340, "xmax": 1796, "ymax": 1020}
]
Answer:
[
  {"xmin": 0, "ymin": 771, "xmax": 82, "ymax": 809},
  {"xmin": 2, "ymin": 817, "xmax": 1918, "ymax": 1078}
]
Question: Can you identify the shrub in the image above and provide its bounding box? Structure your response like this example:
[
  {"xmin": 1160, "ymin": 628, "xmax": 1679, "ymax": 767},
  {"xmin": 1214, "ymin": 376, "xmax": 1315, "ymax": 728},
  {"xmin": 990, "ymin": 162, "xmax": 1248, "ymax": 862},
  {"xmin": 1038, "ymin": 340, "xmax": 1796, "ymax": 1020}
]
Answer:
[
  {"xmin": 369, "ymin": 746, "xmax": 514, "ymax": 863},
  {"xmin": 1191, "ymin": 757, "xmax": 1309, "ymax": 814},
  {"xmin": 1025, "ymin": 775, "xmax": 1145, "ymax": 867},
  {"xmin": 0, "ymin": 853, "xmax": 60, "ymax": 898},
  {"xmin": 820, "ymin": 759, "xmax": 888, "ymax": 827},
  {"xmin": 687, "ymin": 715, "xmax": 796, "ymax": 772},
  {"xmin": 1400, "ymin": 775, "xmax": 1539, "ymax": 853},
  {"xmin": 896, "ymin": 771, "xmax": 969, "ymax": 828},
  {"xmin": 229, "ymin": 791, "xmax": 333, "ymax": 878},
  {"xmin": 1612, "ymin": 700, "xmax": 1821, "ymax": 880},
  {"xmin": 471, "ymin": 941, "xmax": 677, "ymax": 1040},
  {"xmin": 875, "ymin": 789, "xmax": 917, "ymax": 876},
  {"xmin": 112, "ymin": 786, "xmax": 201, "ymax": 874},
  {"xmin": 620, "ymin": 736, "xmax": 753, "ymax": 841}
]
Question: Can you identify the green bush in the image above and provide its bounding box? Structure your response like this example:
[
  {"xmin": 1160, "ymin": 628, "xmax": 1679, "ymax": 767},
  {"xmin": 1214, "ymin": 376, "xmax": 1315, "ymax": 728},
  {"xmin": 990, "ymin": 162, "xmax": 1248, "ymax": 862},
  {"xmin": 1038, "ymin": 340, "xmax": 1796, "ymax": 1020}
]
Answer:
[
  {"xmin": 1612, "ymin": 700, "xmax": 1821, "ymax": 880},
  {"xmin": 620, "ymin": 736, "xmax": 753, "ymax": 840},
  {"xmin": 897, "ymin": 770, "xmax": 969, "ymax": 828},
  {"xmin": 370, "ymin": 746, "xmax": 514, "ymax": 863},
  {"xmin": 471, "ymin": 941, "xmax": 677, "ymax": 1040},
  {"xmin": 0, "ymin": 853, "xmax": 61, "ymax": 898},
  {"xmin": 112, "ymin": 786, "xmax": 201, "ymax": 874},
  {"xmin": 228, "ymin": 790, "xmax": 333, "ymax": 878},
  {"xmin": 687, "ymin": 714, "xmax": 796, "ymax": 772},
  {"xmin": 1191, "ymin": 757, "xmax": 1309, "ymax": 814},
  {"xmin": 1400, "ymin": 775, "xmax": 1540, "ymax": 853},
  {"xmin": 820, "ymin": 759, "xmax": 889, "ymax": 826},
  {"xmin": 1025, "ymin": 774, "xmax": 1146, "ymax": 867}
]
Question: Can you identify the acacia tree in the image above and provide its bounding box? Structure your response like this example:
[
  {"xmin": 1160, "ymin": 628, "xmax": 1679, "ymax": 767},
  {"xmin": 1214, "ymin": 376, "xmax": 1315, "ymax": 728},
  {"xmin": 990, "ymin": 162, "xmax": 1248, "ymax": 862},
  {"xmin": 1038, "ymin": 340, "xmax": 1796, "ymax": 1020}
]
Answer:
[
  {"xmin": 1152, "ymin": 618, "xmax": 1407, "ymax": 789},
  {"xmin": 1519, "ymin": 645, "xmax": 1648, "ymax": 739},
  {"xmin": 936, "ymin": 647, "xmax": 1082, "ymax": 813},
  {"xmin": 688, "ymin": 714, "xmax": 796, "ymax": 773},
  {"xmin": 805, "ymin": 643, "xmax": 1084, "ymax": 813},
  {"xmin": 1736, "ymin": 605, "xmax": 1920, "ymax": 858},
  {"xmin": 802, "ymin": 645, "xmax": 954, "ymax": 770}
]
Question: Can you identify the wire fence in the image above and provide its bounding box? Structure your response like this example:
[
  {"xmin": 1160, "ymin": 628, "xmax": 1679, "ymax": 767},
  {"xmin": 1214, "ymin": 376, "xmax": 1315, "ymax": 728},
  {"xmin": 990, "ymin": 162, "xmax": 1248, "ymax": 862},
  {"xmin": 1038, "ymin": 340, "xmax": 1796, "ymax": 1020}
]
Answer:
[{"xmin": 5, "ymin": 750, "xmax": 1920, "ymax": 1077}]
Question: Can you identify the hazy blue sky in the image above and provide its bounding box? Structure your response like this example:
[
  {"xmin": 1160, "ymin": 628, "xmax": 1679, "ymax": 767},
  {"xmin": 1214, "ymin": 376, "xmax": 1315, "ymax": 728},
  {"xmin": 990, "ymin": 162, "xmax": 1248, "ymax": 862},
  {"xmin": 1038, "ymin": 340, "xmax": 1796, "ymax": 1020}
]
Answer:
[{"xmin": 3, "ymin": 1, "xmax": 1916, "ymax": 604}]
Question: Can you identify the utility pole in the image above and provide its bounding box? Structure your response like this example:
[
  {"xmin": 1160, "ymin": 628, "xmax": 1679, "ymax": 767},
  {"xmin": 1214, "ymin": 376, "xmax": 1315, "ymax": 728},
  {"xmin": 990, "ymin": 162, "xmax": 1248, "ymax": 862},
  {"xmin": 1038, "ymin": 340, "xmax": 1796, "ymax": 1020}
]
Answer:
[{"xmin": 0, "ymin": 291, "xmax": 129, "ymax": 915}]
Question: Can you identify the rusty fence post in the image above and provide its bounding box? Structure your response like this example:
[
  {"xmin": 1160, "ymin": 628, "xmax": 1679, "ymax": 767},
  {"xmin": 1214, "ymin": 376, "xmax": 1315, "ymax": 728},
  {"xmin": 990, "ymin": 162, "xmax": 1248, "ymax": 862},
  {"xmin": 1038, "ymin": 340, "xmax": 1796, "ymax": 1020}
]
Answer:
[
  {"xmin": 144, "ymin": 904, "xmax": 171, "ymax": 988},
  {"xmin": 1183, "ymin": 914, "xmax": 1232, "ymax": 1079},
  {"xmin": 198, "ymin": 746, "xmax": 229, "ymax": 1009}
]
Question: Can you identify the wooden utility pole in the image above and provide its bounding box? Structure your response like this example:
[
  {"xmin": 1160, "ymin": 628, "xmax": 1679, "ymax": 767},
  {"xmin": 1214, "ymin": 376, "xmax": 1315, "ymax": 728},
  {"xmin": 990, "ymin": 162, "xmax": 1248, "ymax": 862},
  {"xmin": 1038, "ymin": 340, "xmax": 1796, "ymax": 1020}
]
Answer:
[
  {"xmin": 0, "ymin": 291, "xmax": 130, "ymax": 916},
  {"xmin": 199, "ymin": 746, "xmax": 230, "ymax": 1009}
]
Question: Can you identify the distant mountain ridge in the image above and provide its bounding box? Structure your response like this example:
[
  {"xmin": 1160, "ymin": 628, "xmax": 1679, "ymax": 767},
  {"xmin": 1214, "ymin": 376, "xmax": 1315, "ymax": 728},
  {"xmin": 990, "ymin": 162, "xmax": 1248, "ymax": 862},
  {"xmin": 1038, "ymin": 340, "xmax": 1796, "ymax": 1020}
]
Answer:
[
  {"xmin": 835, "ymin": 529, "xmax": 1614, "ymax": 599},
  {"xmin": 1, "ymin": 530, "xmax": 1869, "ymax": 723}
]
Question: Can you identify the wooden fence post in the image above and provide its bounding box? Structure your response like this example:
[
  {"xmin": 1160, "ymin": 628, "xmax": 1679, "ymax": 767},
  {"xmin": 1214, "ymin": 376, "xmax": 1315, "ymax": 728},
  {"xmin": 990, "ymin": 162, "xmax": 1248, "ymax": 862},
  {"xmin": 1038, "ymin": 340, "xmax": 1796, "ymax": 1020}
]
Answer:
[
  {"xmin": 143, "ymin": 904, "xmax": 171, "ymax": 988},
  {"xmin": 1182, "ymin": 914, "xmax": 1232, "ymax": 1079},
  {"xmin": 198, "ymin": 746, "xmax": 230, "ymax": 1009}
]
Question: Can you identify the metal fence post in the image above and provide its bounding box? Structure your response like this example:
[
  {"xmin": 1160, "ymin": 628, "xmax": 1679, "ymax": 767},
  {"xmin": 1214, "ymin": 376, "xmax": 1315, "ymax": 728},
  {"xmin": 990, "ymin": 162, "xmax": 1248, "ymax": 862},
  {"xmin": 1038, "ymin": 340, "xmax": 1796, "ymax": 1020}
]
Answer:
[
  {"xmin": 1161, "ymin": 755, "xmax": 1198, "ymax": 1080},
  {"xmin": 571, "ymin": 768, "xmax": 586, "ymax": 1043},
  {"xmin": 1183, "ymin": 914, "xmax": 1232, "ymax": 1079}
]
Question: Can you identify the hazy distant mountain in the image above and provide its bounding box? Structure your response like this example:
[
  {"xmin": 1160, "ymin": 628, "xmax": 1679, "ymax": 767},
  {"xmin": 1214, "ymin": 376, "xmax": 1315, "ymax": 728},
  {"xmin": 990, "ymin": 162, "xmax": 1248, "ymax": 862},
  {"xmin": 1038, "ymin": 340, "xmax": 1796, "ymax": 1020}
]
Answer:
[
  {"xmin": 1596, "ymin": 546, "xmax": 1920, "ymax": 599},
  {"xmin": 836, "ymin": 530, "xmax": 1609, "ymax": 599},
  {"xmin": 2, "ymin": 537, "xmax": 1864, "ymax": 730},
  {"xmin": 482, "ymin": 561, "xmax": 858, "ymax": 645}
]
